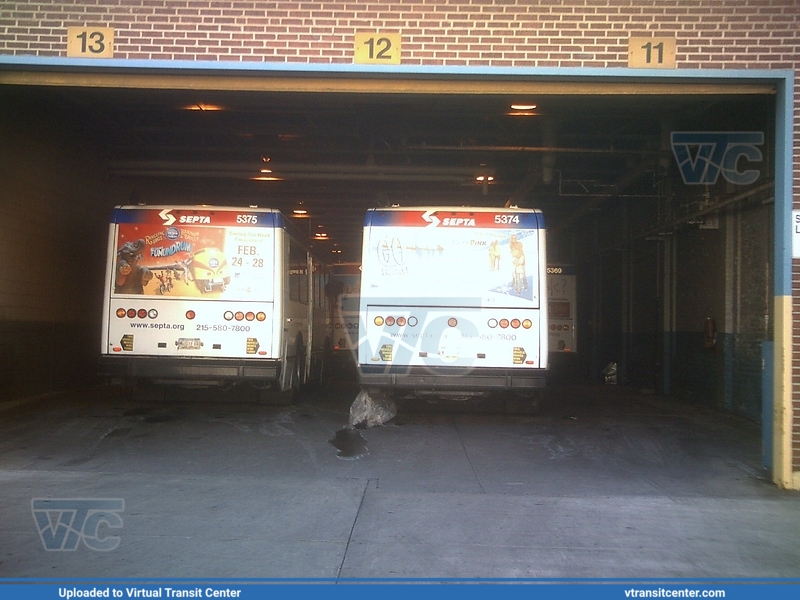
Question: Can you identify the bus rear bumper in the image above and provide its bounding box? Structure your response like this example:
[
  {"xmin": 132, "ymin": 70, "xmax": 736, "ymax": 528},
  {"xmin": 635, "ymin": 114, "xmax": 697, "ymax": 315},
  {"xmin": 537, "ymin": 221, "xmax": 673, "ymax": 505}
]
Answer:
[
  {"xmin": 99, "ymin": 356, "xmax": 280, "ymax": 385},
  {"xmin": 358, "ymin": 367, "xmax": 546, "ymax": 392}
]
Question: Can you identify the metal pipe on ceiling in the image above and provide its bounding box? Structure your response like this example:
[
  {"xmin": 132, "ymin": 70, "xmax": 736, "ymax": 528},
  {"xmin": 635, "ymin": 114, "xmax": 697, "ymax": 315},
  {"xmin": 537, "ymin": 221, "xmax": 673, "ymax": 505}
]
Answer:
[{"xmin": 406, "ymin": 144, "xmax": 630, "ymax": 154}]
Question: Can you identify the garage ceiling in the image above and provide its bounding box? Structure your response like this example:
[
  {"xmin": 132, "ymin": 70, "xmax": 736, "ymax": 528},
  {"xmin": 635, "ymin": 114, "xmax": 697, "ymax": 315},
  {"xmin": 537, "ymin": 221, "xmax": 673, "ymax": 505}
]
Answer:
[{"xmin": 7, "ymin": 77, "xmax": 774, "ymax": 262}]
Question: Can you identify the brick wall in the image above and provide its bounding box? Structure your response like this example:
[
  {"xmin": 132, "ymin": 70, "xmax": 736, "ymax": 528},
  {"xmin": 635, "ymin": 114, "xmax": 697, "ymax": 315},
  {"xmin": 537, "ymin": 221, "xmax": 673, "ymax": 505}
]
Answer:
[
  {"xmin": 0, "ymin": 1, "xmax": 794, "ymax": 68},
  {"xmin": 1, "ymin": 0, "xmax": 799, "ymax": 472}
]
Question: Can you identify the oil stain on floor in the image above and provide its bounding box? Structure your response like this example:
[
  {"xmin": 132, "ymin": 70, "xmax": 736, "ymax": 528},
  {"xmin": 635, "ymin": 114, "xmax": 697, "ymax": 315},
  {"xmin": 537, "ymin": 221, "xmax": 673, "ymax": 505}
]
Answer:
[{"xmin": 328, "ymin": 427, "xmax": 369, "ymax": 460}]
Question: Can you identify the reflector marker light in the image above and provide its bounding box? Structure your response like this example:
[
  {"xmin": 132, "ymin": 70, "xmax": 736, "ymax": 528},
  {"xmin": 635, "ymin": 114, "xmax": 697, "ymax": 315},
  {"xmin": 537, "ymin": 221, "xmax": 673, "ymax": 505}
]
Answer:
[
  {"xmin": 185, "ymin": 310, "xmax": 196, "ymax": 320},
  {"xmin": 112, "ymin": 307, "xmax": 162, "ymax": 319},
  {"xmin": 373, "ymin": 316, "xmax": 417, "ymax": 326},
  {"xmin": 488, "ymin": 317, "xmax": 535, "ymax": 329}
]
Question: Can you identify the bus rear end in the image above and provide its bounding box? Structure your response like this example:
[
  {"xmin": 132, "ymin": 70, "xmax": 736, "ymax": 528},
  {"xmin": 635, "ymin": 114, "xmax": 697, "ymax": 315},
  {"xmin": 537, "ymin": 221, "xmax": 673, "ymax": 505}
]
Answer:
[
  {"xmin": 329, "ymin": 262, "xmax": 361, "ymax": 354},
  {"xmin": 357, "ymin": 207, "xmax": 548, "ymax": 396},
  {"xmin": 100, "ymin": 205, "xmax": 282, "ymax": 386}
]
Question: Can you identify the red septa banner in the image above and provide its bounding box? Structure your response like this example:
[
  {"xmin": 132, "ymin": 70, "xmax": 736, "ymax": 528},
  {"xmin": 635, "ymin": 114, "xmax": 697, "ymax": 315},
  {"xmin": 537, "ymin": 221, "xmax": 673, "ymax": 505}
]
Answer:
[
  {"xmin": 112, "ymin": 207, "xmax": 276, "ymax": 228},
  {"xmin": 366, "ymin": 209, "xmax": 543, "ymax": 229}
]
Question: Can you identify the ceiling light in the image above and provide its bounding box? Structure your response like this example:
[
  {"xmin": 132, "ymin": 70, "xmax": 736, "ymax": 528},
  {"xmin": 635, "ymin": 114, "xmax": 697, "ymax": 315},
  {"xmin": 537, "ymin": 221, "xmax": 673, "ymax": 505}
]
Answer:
[
  {"xmin": 183, "ymin": 103, "xmax": 223, "ymax": 111},
  {"xmin": 511, "ymin": 104, "xmax": 537, "ymax": 110},
  {"xmin": 251, "ymin": 176, "xmax": 282, "ymax": 181}
]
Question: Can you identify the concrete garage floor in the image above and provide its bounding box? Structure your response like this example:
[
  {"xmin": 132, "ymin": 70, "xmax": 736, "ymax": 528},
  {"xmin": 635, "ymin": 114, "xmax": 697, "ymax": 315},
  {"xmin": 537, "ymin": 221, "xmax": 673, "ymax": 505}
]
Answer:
[{"xmin": 0, "ymin": 381, "xmax": 798, "ymax": 580}]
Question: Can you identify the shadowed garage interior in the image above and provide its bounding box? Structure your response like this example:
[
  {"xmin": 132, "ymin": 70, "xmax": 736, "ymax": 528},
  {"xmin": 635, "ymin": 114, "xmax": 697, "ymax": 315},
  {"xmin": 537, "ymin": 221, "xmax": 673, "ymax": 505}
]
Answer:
[{"xmin": 0, "ymin": 71, "xmax": 776, "ymax": 426}]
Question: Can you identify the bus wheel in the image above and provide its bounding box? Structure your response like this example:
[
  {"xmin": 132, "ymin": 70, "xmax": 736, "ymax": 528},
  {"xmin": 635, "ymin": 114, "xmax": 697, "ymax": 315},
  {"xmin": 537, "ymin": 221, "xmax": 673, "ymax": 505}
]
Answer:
[
  {"xmin": 263, "ymin": 364, "xmax": 297, "ymax": 405},
  {"xmin": 276, "ymin": 341, "xmax": 304, "ymax": 404},
  {"xmin": 294, "ymin": 339, "xmax": 306, "ymax": 390}
]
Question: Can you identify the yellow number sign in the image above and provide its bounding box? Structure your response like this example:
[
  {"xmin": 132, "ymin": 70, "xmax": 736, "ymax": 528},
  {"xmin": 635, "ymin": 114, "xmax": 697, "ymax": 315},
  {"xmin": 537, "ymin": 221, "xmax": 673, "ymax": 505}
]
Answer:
[
  {"xmin": 628, "ymin": 37, "xmax": 676, "ymax": 69},
  {"xmin": 67, "ymin": 27, "xmax": 114, "ymax": 59},
  {"xmin": 354, "ymin": 33, "xmax": 401, "ymax": 65}
]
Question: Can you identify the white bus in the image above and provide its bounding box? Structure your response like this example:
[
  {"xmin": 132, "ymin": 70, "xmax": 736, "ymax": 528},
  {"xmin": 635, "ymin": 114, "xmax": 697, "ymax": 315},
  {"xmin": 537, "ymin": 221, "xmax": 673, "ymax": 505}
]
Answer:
[
  {"xmin": 547, "ymin": 264, "xmax": 577, "ymax": 353},
  {"xmin": 99, "ymin": 205, "xmax": 330, "ymax": 399},
  {"xmin": 357, "ymin": 206, "xmax": 548, "ymax": 396},
  {"xmin": 328, "ymin": 262, "xmax": 361, "ymax": 354}
]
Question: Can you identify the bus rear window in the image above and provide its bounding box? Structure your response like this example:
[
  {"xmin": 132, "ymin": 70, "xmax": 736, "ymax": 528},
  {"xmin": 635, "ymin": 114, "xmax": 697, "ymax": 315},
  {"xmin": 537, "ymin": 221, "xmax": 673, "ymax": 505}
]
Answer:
[{"xmin": 549, "ymin": 301, "xmax": 571, "ymax": 319}]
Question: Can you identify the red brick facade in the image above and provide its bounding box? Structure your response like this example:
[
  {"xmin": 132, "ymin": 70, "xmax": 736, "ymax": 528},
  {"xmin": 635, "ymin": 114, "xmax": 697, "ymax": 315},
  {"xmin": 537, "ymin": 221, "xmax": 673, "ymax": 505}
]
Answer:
[
  {"xmin": 1, "ymin": 0, "xmax": 799, "ymax": 481},
  {"xmin": 0, "ymin": 1, "xmax": 796, "ymax": 68}
]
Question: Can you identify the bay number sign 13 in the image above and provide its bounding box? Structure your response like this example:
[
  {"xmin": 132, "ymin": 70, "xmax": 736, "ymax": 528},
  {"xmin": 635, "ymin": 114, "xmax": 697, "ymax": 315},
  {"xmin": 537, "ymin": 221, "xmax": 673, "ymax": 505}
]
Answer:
[{"xmin": 66, "ymin": 27, "xmax": 114, "ymax": 59}]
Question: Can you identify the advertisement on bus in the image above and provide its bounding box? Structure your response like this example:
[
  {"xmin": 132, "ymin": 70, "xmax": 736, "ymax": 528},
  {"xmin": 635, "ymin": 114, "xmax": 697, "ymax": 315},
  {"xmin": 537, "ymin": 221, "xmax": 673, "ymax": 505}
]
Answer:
[
  {"xmin": 358, "ymin": 207, "xmax": 548, "ymax": 389},
  {"xmin": 102, "ymin": 207, "xmax": 279, "ymax": 361}
]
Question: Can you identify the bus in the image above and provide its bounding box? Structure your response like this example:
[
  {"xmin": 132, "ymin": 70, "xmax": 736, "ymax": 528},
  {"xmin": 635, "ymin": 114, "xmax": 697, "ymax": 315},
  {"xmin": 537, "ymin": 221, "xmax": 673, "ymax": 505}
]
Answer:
[
  {"xmin": 99, "ymin": 205, "xmax": 330, "ymax": 400},
  {"xmin": 547, "ymin": 264, "xmax": 577, "ymax": 353},
  {"xmin": 326, "ymin": 262, "xmax": 361, "ymax": 381},
  {"xmin": 328, "ymin": 262, "xmax": 361, "ymax": 355},
  {"xmin": 357, "ymin": 206, "xmax": 548, "ymax": 397}
]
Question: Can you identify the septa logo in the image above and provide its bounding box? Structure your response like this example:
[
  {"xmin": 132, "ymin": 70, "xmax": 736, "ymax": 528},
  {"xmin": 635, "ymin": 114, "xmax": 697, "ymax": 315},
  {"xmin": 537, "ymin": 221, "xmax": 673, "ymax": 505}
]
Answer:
[
  {"xmin": 421, "ymin": 210, "xmax": 440, "ymax": 227},
  {"xmin": 159, "ymin": 208, "xmax": 175, "ymax": 226},
  {"xmin": 442, "ymin": 217, "xmax": 476, "ymax": 227},
  {"xmin": 179, "ymin": 215, "xmax": 211, "ymax": 224},
  {"xmin": 671, "ymin": 132, "xmax": 763, "ymax": 185},
  {"xmin": 421, "ymin": 211, "xmax": 477, "ymax": 227}
]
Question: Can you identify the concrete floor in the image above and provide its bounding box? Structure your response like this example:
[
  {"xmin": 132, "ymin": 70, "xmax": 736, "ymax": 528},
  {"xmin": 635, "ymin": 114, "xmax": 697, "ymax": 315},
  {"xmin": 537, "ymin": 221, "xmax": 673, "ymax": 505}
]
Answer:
[{"xmin": 0, "ymin": 380, "xmax": 798, "ymax": 579}]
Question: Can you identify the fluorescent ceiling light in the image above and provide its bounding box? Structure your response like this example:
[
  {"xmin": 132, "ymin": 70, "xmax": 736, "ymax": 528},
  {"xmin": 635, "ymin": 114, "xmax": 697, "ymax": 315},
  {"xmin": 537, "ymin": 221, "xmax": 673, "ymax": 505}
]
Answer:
[{"xmin": 183, "ymin": 103, "xmax": 224, "ymax": 111}]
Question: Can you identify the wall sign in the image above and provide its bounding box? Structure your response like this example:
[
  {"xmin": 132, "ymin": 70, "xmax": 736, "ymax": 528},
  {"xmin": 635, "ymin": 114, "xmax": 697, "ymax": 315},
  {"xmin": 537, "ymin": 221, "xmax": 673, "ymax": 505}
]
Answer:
[
  {"xmin": 628, "ymin": 37, "xmax": 676, "ymax": 69},
  {"xmin": 793, "ymin": 211, "xmax": 800, "ymax": 259},
  {"xmin": 66, "ymin": 27, "xmax": 114, "ymax": 58},
  {"xmin": 354, "ymin": 33, "xmax": 401, "ymax": 65}
]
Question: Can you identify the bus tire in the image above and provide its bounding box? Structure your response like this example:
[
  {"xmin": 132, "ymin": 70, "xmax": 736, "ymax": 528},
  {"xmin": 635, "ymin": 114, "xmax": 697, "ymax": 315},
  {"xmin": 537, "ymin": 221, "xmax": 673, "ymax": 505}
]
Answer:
[{"xmin": 276, "ymin": 338, "xmax": 304, "ymax": 404}]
